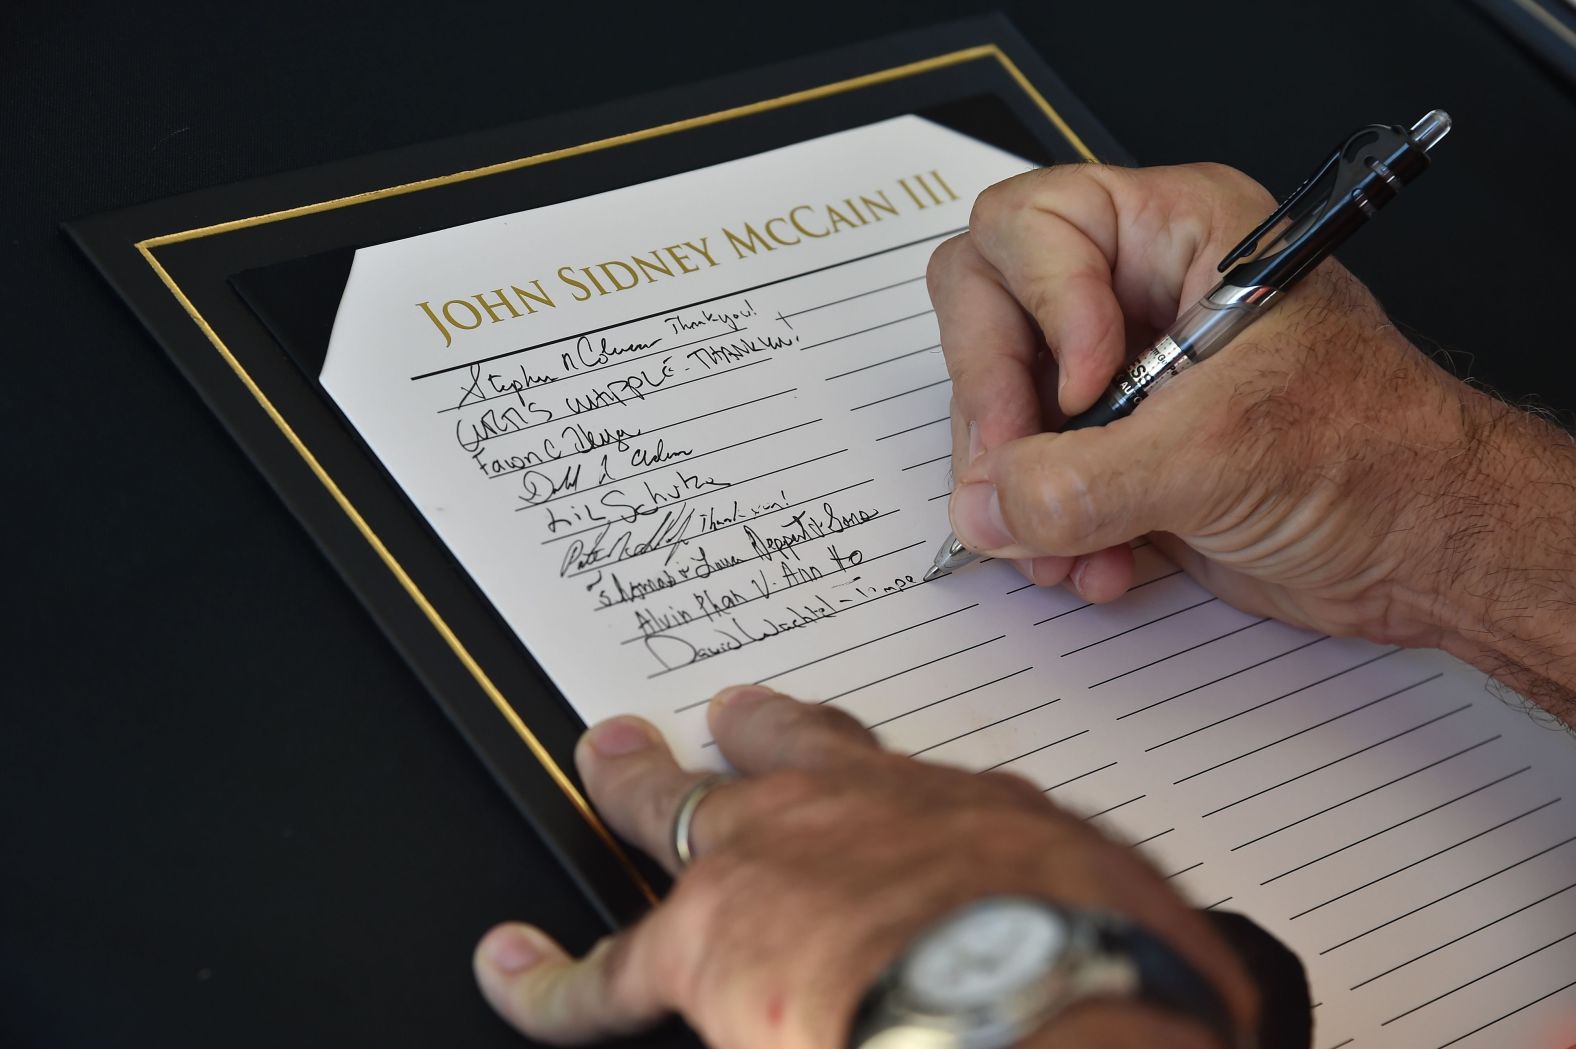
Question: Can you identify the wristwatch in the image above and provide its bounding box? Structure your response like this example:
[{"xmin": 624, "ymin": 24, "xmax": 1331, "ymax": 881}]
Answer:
[{"xmin": 847, "ymin": 896, "xmax": 1243, "ymax": 1049}]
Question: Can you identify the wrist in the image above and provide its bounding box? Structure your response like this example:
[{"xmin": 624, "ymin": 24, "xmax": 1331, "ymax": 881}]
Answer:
[
  {"xmin": 855, "ymin": 892, "xmax": 1241, "ymax": 1049},
  {"xmin": 1386, "ymin": 373, "xmax": 1576, "ymax": 717},
  {"xmin": 839, "ymin": 813, "xmax": 1256, "ymax": 1049}
]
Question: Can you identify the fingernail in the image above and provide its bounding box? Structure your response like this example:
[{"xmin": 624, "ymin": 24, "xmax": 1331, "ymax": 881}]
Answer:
[
  {"xmin": 1070, "ymin": 558, "xmax": 1091, "ymax": 597},
  {"xmin": 967, "ymin": 420, "xmax": 983, "ymax": 465},
  {"xmin": 481, "ymin": 924, "xmax": 550, "ymax": 974},
  {"xmin": 713, "ymin": 684, "xmax": 773, "ymax": 708},
  {"xmin": 951, "ymin": 483, "xmax": 1013, "ymax": 550},
  {"xmin": 586, "ymin": 717, "xmax": 657, "ymax": 757}
]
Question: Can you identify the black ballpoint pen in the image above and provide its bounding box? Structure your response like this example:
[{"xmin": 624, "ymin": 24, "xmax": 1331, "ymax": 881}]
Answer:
[{"xmin": 923, "ymin": 109, "xmax": 1452, "ymax": 581}]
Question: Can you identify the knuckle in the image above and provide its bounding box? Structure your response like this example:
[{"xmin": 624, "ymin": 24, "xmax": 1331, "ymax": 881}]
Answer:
[
  {"xmin": 1191, "ymin": 161, "xmax": 1276, "ymax": 217},
  {"xmin": 814, "ymin": 703, "xmax": 876, "ymax": 744},
  {"xmin": 969, "ymin": 177, "xmax": 1021, "ymax": 232},
  {"xmin": 1188, "ymin": 160, "xmax": 1244, "ymax": 185},
  {"xmin": 1079, "ymin": 295, "xmax": 1128, "ymax": 366},
  {"xmin": 744, "ymin": 767, "xmax": 824, "ymax": 813},
  {"xmin": 587, "ymin": 932, "xmax": 631, "ymax": 992},
  {"xmin": 672, "ymin": 849, "xmax": 749, "ymax": 913},
  {"xmin": 1001, "ymin": 442, "xmax": 1101, "ymax": 549},
  {"xmin": 948, "ymin": 358, "xmax": 990, "ymax": 395},
  {"xmin": 1190, "ymin": 160, "xmax": 1256, "ymax": 192},
  {"xmin": 637, "ymin": 778, "xmax": 686, "ymax": 845},
  {"xmin": 926, "ymin": 234, "xmax": 967, "ymax": 297},
  {"xmin": 775, "ymin": 699, "xmax": 876, "ymax": 761},
  {"xmin": 1058, "ymin": 452, "xmax": 1121, "ymax": 544},
  {"xmin": 1017, "ymin": 277, "xmax": 1058, "ymax": 330}
]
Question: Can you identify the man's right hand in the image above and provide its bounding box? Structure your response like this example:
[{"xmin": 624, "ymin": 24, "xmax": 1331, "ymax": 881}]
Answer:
[{"xmin": 928, "ymin": 162, "xmax": 1576, "ymax": 721}]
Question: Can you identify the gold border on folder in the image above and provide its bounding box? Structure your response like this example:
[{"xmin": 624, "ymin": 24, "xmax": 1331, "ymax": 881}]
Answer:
[{"xmin": 134, "ymin": 44, "xmax": 1100, "ymax": 906}]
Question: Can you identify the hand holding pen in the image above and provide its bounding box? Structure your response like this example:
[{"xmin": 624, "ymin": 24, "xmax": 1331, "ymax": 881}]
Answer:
[
  {"xmin": 913, "ymin": 115, "xmax": 1512, "ymax": 651},
  {"xmin": 926, "ymin": 112, "xmax": 1451, "ymax": 585}
]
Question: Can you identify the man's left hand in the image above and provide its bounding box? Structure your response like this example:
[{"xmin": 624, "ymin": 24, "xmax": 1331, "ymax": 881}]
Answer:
[{"xmin": 473, "ymin": 686, "xmax": 1255, "ymax": 1048}]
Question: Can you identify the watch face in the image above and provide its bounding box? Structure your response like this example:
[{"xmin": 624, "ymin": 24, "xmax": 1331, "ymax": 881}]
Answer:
[{"xmin": 901, "ymin": 898, "xmax": 1069, "ymax": 1013}]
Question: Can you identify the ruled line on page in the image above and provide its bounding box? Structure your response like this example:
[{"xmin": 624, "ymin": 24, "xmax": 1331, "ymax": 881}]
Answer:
[
  {"xmin": 826, "ymin": 343, "xmax": 940, "ymax": 381},
  {"xmin": 1044, "ymin": 761, "xmax": 1119, "ymax": 793},
  {"xmin": 1087, "ymin": 618, "xmax": 1269, "ymax": 688},
  {"xmin": 1288, "ymin": 799, "xmax": 1562, "ymax": 920},
  {"xmin": 435, "ymin": 328, "xmax": 747, "ymax": 412},
  {"xmin": 590, "ymin": 501, "xmax": 891, "ymax": 614},
  {"xmin": 1132, "ymin": 827, "xmax": 1174, "ymax": 848},
  {"xmin": 1319, "ymin": 834, "xmax": 1576, "ymax": 954},
  {"xmin": 909, "ymin": 696, "xmax": 1066, "ymax": 757},
  {"xmin": 1380, "ymin": 928, "xmax": 1576, "ymax": 1026},
  {"xmin": 696, "ymin": 636, "xmax": 1009, "ymax": 749},
  {"xmin": 546, "ymin": 451, "xmax": 852, "ymax": 547},
  {"xmin": 615, "ymin": 540, "xmax": 926, "ymax": 645},
  {"xmin": 848, "ymin": 377, "xmax": 950, "ymax": 412},
  {"xmin": 1174, "ymin": 673, "xmax": 1442, "ymax": 784},
  {"xmin": 1432, "ymin": 975, "xmax": 1576, "ymax": 1048},
  {"xmin": 797, "ymin": 310, "xmax": 936, "ymax": 354},
  {"xmin": 456, "ymin": 356, "xmax": 773, "ymax": 443},
  {"xmin": 1086, "ymin": 795, "xmax": 1145, "ymax": 821},
  {"xmin": 1233, "ymin": 733, "xmax": 1503, "ymax": 852},
  {"xmin": 517, "ymin": 418, "xmax": 824, "ymax": 509},
  {"xmin": 1143, "ymin": 648, "xmax": 1401, "ymax": 753},
  {"xmin": 875, "ymin": 416, "xmax": 948, "ymax": 442},
  {"xmin": 781, "ymin": 274, "xmax": 926, "ymax": 319},
  {"xmin": 1257, "ymin": 765, "xmax": 1531, "ymax": 883},
  {"xmin": 1061, "ymin": 598, "xmax": 1218, "ymax": 658},
  {"xmin": 1035, "ymin": 569, "xmax": 1184, "ymax": 628},
  {"xmin": 978, "ymin": 730, "xmax": 1090, "ymax": 772},
  {"xmin": 665, "ymin": 600, "xmax": 978, "ymax": 692},
  {"xmin": 1203, "ymin": 706, "xmax": 1479, "ymax": 821},
  {"xmin": 900, "ymin": 452, "xmax": 950, "ymax": 472},
  {"xmin": 560, "ymin": 470, "xmax": 864, "ymax": 571},
  {"xmin": 866, "ymin": 667, "xmax": 1034, "ymax": 729},
  {"xmin": 822, "ymin": 635, "xmax": 1007, "ymax": 704},
  {"xmin": 480, "ymin": 388, "xmax": 797, "ymax": 480},
  {"xmin": 755, "ymin": 604, "xmax": 980, "ymax": 684},
  {"xmin": 1116, "ymin": 636, "xmax": 1328, "ymax": 720},
  {"xmin": 1349, "ymin": 880, "xmax": 1576, "ymax": 990}
]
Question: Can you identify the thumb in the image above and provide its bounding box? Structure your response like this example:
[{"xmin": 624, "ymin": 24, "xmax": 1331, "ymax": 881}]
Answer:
[
  {"xmin": 948, "ymin": 409, "xmax": 1206, "ymax": 559},
  {"xmin": 474, "ymin": 922, "xmax": 671, "ymax": 1044}
]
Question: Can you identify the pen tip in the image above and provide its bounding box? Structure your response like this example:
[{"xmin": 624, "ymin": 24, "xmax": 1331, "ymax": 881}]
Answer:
[{"xmin": 922, "ymin": 565, "xmax": 943, "ymax": 582}]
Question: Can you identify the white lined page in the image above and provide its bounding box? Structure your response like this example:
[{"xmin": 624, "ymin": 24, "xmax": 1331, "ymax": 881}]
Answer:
[{"xmin": 321, "ymin": 116, "xmax": 1576, "ymax": 1048}]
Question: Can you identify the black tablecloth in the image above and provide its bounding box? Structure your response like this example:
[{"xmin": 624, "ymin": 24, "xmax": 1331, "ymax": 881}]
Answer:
[{"xmin": 4, "ymin": 2, "xmax": 1572, "ymax": 1045}]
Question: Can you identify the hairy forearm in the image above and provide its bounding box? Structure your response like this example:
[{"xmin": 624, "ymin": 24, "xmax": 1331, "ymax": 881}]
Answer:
[{"xmin": 1404, "ymin": 380, "xmax": 1576, "ymax": 725}]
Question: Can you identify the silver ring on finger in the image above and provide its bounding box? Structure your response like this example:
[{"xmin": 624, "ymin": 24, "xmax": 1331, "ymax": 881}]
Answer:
[{"xmin": 672, "ymin": 773, "xmax": 732, "ymax": 869}]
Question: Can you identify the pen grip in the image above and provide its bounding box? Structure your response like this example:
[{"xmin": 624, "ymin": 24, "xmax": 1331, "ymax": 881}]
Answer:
[
  {"xmin": 1062, "ymin": 397, "xmax": 1123, "ymax": 431},
  {"xmin": 1063, "ymin": 284, "xmax": 1273, "ymax": 432}
]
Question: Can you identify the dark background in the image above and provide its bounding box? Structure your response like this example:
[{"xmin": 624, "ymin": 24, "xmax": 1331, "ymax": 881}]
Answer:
[{"xmin": 3, "ymin": 2, "xmax": 1572, "ymax": 1046}]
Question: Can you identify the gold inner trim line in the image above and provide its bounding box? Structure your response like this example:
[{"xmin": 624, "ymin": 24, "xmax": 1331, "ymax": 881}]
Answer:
[
  {"xmin": 142, "ymin": 45, "xmax": 1094, "ymax": 248},
  {"xmin": 134, "ymin": 43, "xmax": 1100, "ymax": 907}
]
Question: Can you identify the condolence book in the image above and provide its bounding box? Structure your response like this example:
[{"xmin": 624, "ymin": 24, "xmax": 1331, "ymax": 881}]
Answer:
[{"xmin": 71, "ymin": 18, "xmax": 1576, "ymax": 1048}]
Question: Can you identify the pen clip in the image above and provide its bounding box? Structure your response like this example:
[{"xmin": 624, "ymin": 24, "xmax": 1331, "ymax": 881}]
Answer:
[
  {"xmin": 1213, "ymin": 115, "xmax": 1440, "ymax": 292},
  {"xmin": 1216, "ymin": 146, "xmax": 1343, "ymax": 273}
]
